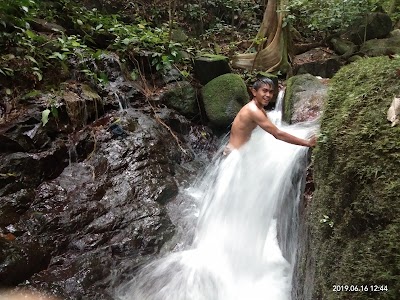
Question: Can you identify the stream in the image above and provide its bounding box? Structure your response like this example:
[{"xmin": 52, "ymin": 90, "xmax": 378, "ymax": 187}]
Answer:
[{"xmin": 114, "ymin": 92, "xmax": 319, "ymax": 300}]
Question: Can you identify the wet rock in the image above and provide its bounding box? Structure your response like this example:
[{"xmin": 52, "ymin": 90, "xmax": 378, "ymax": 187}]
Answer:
[
  {"xmin": 0, "ymin": 238, "xmax": 51, "ymax": 286},
  {"xmin": 62, "ymin": 83, "xmax": 104, "ymax": 129},
  {"xmin": 0, "ymin": 189, "xmax": 34, "ymax": 229},
  {"xmin": 293, "ymin": 48, "xmax": 342, "ymax": 78},
  {"xmin": 0, "ymin": 143, "xmax": 69, "ymax": 196},
  {"xmin": 0, "ymin": 110, "xmax": 50, "ymax": 153},
  {"xmin": 0, "ymin": 109, "xmax": 204, "ymax": 299},
  {"xmin": 283, "ymin": 74, "xmax": 327, "ymax": 124},
  {"xmin": 161, "ymin": 81, "xmax": 199, "ymax": 118}
]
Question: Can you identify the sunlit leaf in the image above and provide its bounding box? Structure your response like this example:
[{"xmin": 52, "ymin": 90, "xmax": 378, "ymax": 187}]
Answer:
[
  {"xmin": 41, "ymin": 109, "xmax": 51, "ymax": 126},
  {"xmin": 25, "ymin": 30, "xmax": 36, "ymax": 39},
  {"xmin": 130, "ymin": 70, "xmax": 138, "ymax": 80},
  {"xmin": 25, "ymin": 55, "xmax": 38, "ymax": 64},
  {"xmin": 33, "ymin": 71, "xmax": 43, "ymax": 81},
  {"xmin": 22, "ymin": 90, "xmax": 40, "ymax": 100}
]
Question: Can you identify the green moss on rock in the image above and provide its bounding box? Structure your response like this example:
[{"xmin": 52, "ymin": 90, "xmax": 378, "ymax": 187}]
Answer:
[
  {"xmin": 201, "ymin": 73, "xmax": 249, "ymax": 129},
  {"xmin": 194, "ymin": 54, "xmax": 231, "ymax": 85},
  {"xmin": 163, "ymin": 81, "xmax": 198, "ymax": 117},
  {"xmin": 283, "ymin": 74, "xmax": 326, "ymax": 124},
  {"xmin": 360, "ymin": 35, "xmax": 400, "ymax": 57},
  {"xmin": 310, "ymin": 56, "xmax": 400, "ymax": 299}
]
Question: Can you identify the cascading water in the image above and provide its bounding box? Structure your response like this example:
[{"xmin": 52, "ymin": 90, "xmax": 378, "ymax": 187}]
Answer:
[{"xmin": 115, "ymin": 90, "xmax": 319, "ymax": 300}]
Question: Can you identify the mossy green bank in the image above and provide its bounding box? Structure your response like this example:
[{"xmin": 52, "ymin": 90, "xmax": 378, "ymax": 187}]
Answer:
[{"xmin": 310, "ymin": 56, "xmax": 400, "ymax": 300}]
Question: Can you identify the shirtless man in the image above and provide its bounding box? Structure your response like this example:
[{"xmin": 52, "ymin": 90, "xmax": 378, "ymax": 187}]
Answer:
[{"xmin": 226, "ymin": 77, "xmax": 316, "ymax": 153}]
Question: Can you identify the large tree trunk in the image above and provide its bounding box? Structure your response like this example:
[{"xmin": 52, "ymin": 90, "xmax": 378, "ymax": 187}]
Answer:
[{"xmin": 232, "ymin": 0, "xmax": 290, "ymax": 74}]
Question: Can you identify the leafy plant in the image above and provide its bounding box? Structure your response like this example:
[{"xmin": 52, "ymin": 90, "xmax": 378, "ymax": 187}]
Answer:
[
  {"xmin": 0, "ymin": 0, "xmax": 37, "ymax": 31},
  {"xmin": 284, "ymin": 0, "xmax": 380, "ymax": 37}
]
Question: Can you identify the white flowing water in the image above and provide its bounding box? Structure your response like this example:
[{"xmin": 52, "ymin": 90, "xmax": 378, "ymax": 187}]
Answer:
[{"xmin": 115, "ymin": 91, "xmax": 319, "ymax": 300}]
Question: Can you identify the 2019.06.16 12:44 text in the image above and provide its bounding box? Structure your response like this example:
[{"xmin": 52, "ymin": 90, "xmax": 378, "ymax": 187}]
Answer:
[{"xmin": 332, "ymin": 285, "xmax": 388, "ymax": 292}]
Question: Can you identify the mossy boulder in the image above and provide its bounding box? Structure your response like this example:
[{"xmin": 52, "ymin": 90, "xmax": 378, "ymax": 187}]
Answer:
[
  {"xmin": 360, "ymin": 35, "xmax": 400, "ymax": 57},
  {"xmin": 305, "ymin": 56, "xmax": 400, "ymax": 299},
  {"xmin": 342, "ymin": 12, "xmax": 393, "ymax": 45},
  {"xmin": 283, "ymin": 74, "xmax": 327, "ymax": 124},
  {"xmin": 194, "ymin": 54, "xmax": 231, "ymax": 85},
  {"xmin": 162, "ymin": 81, "xmax": 199, "ymax": 117},
  {"xmin": 202, "ymin": 74, "xmax": 249, "ymax": 129},
  {"xmin": 330, "ymin": 37, "xmax": 357, "ymax": 58}
]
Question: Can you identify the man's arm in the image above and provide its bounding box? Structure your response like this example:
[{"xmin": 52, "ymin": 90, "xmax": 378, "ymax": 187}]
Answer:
[{"xmin": 252, "ymin": 108, "xmax": 316, "ymax": 147}]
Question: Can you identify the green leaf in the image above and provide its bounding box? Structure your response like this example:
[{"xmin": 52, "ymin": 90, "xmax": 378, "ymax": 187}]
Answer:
[
  {"xmin": 49, "ymin": 52, "xmax": 65, "ymax": 60},
  {"xmin": 25, "ymin": 55, "xmax": 38, "ymax": 64},
  {"xmin": 71, "ymin": 41, "xmax": 80, "ymax": 47},
  {"xmin": 0, "ymin": 67, "xmax": 14, "ymax": 76},
  {"xmin": 77, "ymin": 19, "xmax": 83, "ymax": 26},
  {"xmin": 33, "ymin": 71, "xmax": 42, "ymax": 81},
  {"xmin": 25, "ymin": 30, "xmax": 36, "ymax": 39},
  {"xmin": 5, "ymin": 88, "xmax": 12, "ymax": 95},
  {"xmin": 92, "ymin": 50, "xmax": 103, "ymax": 60},
  {"xmin": 22, "ymin": 90, "xmax": 40, "ymax": 100},
  {"xmin": 130, "ymin": 70, "xmax": 138, "ymax": 80},
  {"xmin": 41, "ymin": 109, "xmax": 51, "ymax": 126},
  {"xmin": 122, "ymin": 38, "xmax": 131, "ymax": 45},
  {"xmin": 50, "ymin": 106, "xmax": 59, "ymax": 119}
]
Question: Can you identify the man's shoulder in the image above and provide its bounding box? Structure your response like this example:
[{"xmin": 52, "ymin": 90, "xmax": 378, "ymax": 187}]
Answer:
[
  {"xmin": 243, "ymin": 101, "xmax": 258, "ymax": 113},
  {"xmin": 238, "ymin": 101, "xmax": 265, "ymax": 120}
]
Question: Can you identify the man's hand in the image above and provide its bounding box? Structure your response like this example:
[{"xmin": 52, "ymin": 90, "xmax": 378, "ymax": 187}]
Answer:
[{"xmin": 308, "ymin": 135, "xmax": 317, "ymax": 147}]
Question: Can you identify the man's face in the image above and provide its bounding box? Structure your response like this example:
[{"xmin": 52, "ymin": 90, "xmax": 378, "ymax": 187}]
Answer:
[{"xmin": 252, "ymin": 83, "xmax": 274, "ymax": 106}]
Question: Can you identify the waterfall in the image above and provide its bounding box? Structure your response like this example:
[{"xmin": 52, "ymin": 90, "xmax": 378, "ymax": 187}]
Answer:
[{"xmin": 115, "ymin": 91, "xmax": 318, "ymax": 300}]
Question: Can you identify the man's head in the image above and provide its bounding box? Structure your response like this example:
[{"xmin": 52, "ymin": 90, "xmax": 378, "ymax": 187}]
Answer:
[
  {"xmin": 252, "ymin": 77, "xmax": 275, "ymax": 91},
  {"xmin": 251, "ymin": 77, "xmax": 275, "ymax": 107}
]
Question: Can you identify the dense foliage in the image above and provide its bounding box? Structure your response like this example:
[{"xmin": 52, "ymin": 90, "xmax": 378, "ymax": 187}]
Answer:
[
  {"xmin": 285, "ymin": 0, "xmax": 400, "ymax": 38},
  {"xmin": 0, "ymin": 0, "xmax": 399, "ymax": 91}
]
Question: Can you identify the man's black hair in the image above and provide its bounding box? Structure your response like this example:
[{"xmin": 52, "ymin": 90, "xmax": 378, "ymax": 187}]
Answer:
[{"xmin": 253, "ymin": 77, "xmax": 275, "ymax": 90}]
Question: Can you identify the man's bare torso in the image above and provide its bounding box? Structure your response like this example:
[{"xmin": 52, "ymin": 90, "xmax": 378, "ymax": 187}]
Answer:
[{"xmin": 228, "ymin": 101, "xmax": 263, "ymax": 149}]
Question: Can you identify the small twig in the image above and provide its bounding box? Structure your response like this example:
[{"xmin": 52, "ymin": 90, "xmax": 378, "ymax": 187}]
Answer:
[
  {"xmin": 130, "ymin": 58, "xmax": 188, "ymax": 155},
  {"xmin": 87, "ymin": 129, "xmax": 98, "ymax": 161},
  {"xmin": 147, "ymin": 99, "xmax": 188, "ymax": 155}
]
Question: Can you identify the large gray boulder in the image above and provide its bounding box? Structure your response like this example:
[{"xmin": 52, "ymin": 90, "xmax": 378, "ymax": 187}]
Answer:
[{"xmin": 341, "ymin": 12, "xmax": 393, "ymax": 45}]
